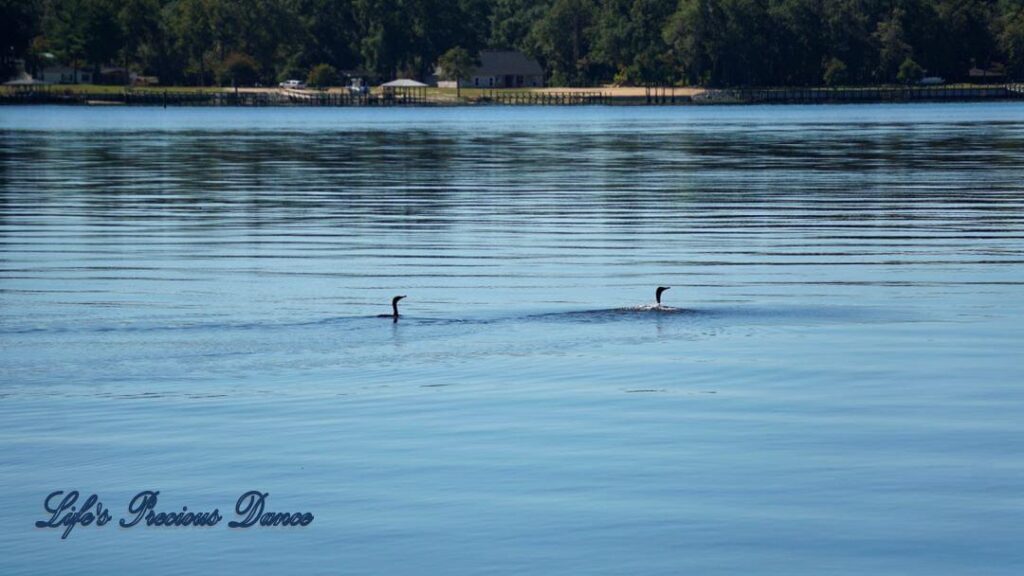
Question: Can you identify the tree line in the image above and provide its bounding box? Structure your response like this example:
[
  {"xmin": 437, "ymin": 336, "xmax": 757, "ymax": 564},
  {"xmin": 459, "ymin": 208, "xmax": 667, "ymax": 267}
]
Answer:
[{"xmin": 3, "ymin": 0, "xmax": 1024, "ymax": 87}]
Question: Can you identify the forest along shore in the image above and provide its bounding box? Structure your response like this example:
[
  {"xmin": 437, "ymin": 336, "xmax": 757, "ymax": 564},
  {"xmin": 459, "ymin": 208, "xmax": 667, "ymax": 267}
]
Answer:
[
  {"xmin": 2, "ymin": 84, "xmax": 1023, "ymax": 107},
  {"xmin": 7, "ymin": 1, "xmax": 1024, "ymax": 91}
]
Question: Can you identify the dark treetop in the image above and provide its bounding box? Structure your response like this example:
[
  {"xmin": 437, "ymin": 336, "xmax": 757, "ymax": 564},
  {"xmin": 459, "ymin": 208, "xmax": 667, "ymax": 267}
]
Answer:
[{"xmin": 5, "ymin": 0, "xmax": 1023, "ymax": 88}]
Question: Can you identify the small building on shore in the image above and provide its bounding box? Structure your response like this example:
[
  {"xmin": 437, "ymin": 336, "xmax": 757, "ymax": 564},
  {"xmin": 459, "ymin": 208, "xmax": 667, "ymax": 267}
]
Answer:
[
  {"xmin": 38, "ymin": 65, "xmax": 93, "ymax": 84},
  {"xmin": 25, "ymin": 61, "xmax": 148, "ymax": 86},
  {"xmin": 968, "ymin": 66, "xmax": 1006, "ymax": 84},
  {"xmin": 18, "ymin": 53, "xmax": 94, "ymax": 84},
  {"xmin": 98, "ymin": 66, "xmax": 135, "ymax": 85},
  {"xmin": 436, "ymin": 50, "xmax": 544, "ymax": 89}
]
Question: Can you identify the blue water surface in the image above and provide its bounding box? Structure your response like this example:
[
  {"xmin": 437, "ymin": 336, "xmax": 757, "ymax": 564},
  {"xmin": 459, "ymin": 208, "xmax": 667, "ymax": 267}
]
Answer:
[{"xmin": 1, "ymin": 103, "xmax": 1023, "ymax": 575}]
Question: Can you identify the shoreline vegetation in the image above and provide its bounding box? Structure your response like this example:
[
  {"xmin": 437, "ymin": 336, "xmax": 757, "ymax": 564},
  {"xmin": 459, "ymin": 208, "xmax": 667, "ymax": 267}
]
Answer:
[
  {"xmin": 4, "ymin": 1, "xmax": 1024, "ymax": 95},
  {"xmin": 2, "ymin": 83, "xmax": 1023, "ymax": 107}
]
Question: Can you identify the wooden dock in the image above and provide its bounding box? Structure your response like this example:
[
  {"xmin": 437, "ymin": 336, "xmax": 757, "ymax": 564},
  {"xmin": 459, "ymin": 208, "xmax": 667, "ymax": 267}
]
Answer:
[
  {"xmin": 699, "ymin": 84, "xmax": 1022, "ymax": 105},
  {"xmin": 1, "ymin": 84, "xmax": 1021, "ymax": 107},
  {"xmin": 0, "ymin": 86, "xmax": 427, "ymax": 107},
  {"xmin": 481, "ymin": 90, "xmax": 612, "ymax": 105}
]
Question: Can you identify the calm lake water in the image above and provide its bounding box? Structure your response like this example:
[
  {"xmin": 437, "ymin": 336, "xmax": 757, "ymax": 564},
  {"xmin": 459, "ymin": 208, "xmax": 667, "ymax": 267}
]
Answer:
[{"xmin": 1, "ymin": 104, "xmax": 1023, "ymax": 575}]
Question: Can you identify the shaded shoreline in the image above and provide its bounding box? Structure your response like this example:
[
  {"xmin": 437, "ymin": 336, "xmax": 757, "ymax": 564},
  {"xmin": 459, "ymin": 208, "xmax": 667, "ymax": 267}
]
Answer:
[{"xmin": 2, "ymin": 83, "xmax": 1022, "ymax": 107}]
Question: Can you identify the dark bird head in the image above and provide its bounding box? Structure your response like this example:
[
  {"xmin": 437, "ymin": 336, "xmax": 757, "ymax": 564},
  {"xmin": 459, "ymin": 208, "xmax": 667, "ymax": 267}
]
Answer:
[
  {"xmin": 391, "ymin": 294, "xmax": 407, "ymax": 319},
  {"xmin": 655, "ymin": 286, "xmax": 671, "ymax": 305}
]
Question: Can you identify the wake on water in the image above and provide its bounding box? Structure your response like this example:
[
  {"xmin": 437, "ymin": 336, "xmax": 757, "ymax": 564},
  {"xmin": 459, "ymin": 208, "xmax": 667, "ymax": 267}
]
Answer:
[{"xmin": 618, "ymin": 304, "xmax": 687, "ymax": 313}]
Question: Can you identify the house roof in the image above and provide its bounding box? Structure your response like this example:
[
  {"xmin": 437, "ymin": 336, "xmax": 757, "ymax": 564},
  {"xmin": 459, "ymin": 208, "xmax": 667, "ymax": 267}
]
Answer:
[
  {"xmin": 474, "ymin": 50, "xmax": 543, "ymax": 77},
  {"xmin": 43, "ymin": 65, "xmax": 88, "ymax": 74},
  {"xmin": 380, "ymin": 78, "xmax": 428, "ymax": 87},
  {"xmin": 969, "ymin": 67, "xmax": 1005, "ymax": 77},
  {"xmin": 3, "ymin": 77, "xmax": 47, "ymax": 86}
]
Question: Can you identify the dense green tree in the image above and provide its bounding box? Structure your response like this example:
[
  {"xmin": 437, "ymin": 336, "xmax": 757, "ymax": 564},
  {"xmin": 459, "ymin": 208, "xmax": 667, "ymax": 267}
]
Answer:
[
  {"xmin": 406, "ymin": 0, "xmax": 486, "ymax": 78},
  {"xmin": 166, "ymin": 0, "xmax": 214, "ymax": 85},
  {"xmin": 663, "ymin": 0, "xmax": 714, "ymax": 85},
  {"xmin": 353, "ymin": 0, "xmax": 413, "ymax": 78},
  {"xmin": 203, "ymin": 0, "xmax": 298, "ymax": 82},
  {"xmin": 873, "ymin": 8, "xmax": 912, "ymax": 82},
  {"xmin": 82, "ymin": 0, "xmax": 124, "ymax": 71},
  {"xmin": 769, "ymin": 0, "xmax": 829, "ymax": 85},
  {"xmin": 437, "ymin": 45, "xmax": 477, "ymax": 96},
  {"xmin": 287, "ymin": 0, "xmax": 361, "ymax": 73},
  {"xmin": 530, "ymin": 0, "xmax": 596, "ymax": 85},
  {"xmin": 823, "ymin": 56, "xmax": 848, "ymax": 86},
  {"xmin": 820, "ymin": 0, "xmax": 875, "ymax": 84},
  {"xmin": 931, "ymin": 0, "xmax": 994, "ymax": 77},
  {"xmin": 490, "ymin": 0, "xmax": 550, "ymax": 50},
  {"xmin": 307, "ymin": 62, "xmax": 340, "ymax": 86},
  {"xmin": 218, "ymin": 51, "xmax": 259, "ymax": 85},
  {"xmin": 43, "ymin": 0, "xmax": 82, "ymax": 81},
  {"xmin": 897, "ymin": 55, "xmax": 925, "ymax": 82},
  {"xmin": 118, "ymin": 0, "xmax": 161, "ymax": 78},
  {"xmin": 593, "ymin": 0, "xmax": 675, "ymax": 84},
  {"xmin": 997, "ymin": 0, "xmax": 1024, "ymax": 78},
  {"xmin": 1, "ymin": 0, "xmax": 42, "ymax": 76},
  {"xmin": 5, "ymin": 0, "xmax": 1024, "ymax": 88}
]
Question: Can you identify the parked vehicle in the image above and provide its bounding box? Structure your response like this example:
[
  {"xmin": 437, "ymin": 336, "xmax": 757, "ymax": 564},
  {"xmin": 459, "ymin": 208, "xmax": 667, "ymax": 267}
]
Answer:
[
  {"xmin": 918, "ymin": 76, "xmax": 945, "ymax": 86},
  {"xmin": 279, "ymin": 79, "xmax": 306, "ymax": 89},
  {"xmin": 348, "ymin": 77, "xmax": 368, "ymax": 95}
]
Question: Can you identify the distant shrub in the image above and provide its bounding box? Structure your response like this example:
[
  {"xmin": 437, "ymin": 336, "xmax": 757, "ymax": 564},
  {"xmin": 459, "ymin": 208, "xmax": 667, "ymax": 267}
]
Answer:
[
  {"xmin": 823, "ymin": 58, "xmax": 848, "ymax": 86},
  {"xmin": 278, "ymin": 64, "xmax": 308, "ymax": 84},
  {"xmin": 897, "ymin": 57, "xmax": 924, "ymax": 84},
  {"xmin": 307, "ymin": 64, "xmax": 340, "ymax": 88},
  {"xmin": 218, "ymin": 53, "xmax": 259, "ymax": 87}
]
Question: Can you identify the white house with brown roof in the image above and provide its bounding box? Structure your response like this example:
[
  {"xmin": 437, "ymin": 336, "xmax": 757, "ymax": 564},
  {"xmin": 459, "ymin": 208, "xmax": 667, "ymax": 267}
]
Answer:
[{"xmin": 436, "ymin": 50, "xmax": 544, "ymax": 89}]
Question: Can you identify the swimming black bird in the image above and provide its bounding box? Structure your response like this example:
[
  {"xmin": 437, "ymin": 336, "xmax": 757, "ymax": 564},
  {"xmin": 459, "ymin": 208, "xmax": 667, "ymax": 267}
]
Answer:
[
  {"xmin": 378, "ymin": 295, "xmax": 406, "ymax": 322},
  {"xmin": 656, "ymin": 286, "xmax": 671, "ymax": 305}
]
